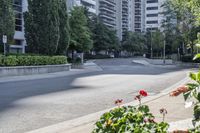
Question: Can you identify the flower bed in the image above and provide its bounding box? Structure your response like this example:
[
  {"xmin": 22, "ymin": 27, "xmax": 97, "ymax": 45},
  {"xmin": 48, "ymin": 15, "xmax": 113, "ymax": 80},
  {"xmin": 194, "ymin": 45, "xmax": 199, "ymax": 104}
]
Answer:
[{"xmin": 92, "ymin": 90, "xmax": 169, "ymax": 133}]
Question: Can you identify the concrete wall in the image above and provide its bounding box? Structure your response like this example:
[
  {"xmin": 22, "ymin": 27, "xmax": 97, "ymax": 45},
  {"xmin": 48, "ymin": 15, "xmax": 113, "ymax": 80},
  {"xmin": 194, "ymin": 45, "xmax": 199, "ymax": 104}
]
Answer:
[
  {"xmin": 0, "ymin": 64, "xmax": 71, "ymax": 77},
  {"xmin": 146, "ymin": 58, "xmax": 173, "ymax": 65}
]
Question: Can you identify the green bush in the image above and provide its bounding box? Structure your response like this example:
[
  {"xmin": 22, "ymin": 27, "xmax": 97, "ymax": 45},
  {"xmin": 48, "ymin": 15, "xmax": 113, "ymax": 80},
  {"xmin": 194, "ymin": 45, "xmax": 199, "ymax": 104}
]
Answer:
[
  {"xmin": 0, "ymin": 55, "xmax": 67, "ymax": 66},
  {"xmin": 4, "ymin": 56, "xmax": 18, "ymax": 66},
  {"xmin": 93, "ymin": 105, "xmax": 169, "ymax": 133},
  {"xmin": 181, "ymin": 55, "xmax": 200, "ymax": 63},
  {"xmin": 0, "ymin": 55, "xmax": 3, "ymax": 66}
]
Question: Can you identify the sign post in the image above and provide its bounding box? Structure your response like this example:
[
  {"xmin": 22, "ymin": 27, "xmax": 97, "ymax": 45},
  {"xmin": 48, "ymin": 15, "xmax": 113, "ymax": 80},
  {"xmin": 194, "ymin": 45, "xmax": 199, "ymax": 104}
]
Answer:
[{"xmin": 2, "ymin": 35, "xmax": 7, "ymax": 55}]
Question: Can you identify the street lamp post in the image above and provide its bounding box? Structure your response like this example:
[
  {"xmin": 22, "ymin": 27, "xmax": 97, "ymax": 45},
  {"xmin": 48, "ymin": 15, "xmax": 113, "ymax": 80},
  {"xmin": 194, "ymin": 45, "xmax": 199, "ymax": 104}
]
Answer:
[
  {"xmin": 150, "ymin": 26, "xmax": 153, "ymax": 58},
  {"xmin": 163, "ymin": 33, "xmax": 166, "ymax": 64}
]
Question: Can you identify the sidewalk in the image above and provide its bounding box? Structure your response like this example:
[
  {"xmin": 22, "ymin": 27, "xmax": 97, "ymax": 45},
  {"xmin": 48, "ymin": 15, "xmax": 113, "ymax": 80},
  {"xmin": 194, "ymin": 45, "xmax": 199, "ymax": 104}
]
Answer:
[{"xmin": 27, "ymin": 77, "xmax": 193, "ymax": 133}]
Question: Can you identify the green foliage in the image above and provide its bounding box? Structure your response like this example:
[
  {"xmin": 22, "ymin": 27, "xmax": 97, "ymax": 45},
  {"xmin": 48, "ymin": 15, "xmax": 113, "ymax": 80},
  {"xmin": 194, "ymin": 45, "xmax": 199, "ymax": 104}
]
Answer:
[
  {"xmin": 183, "ymin": 55, "xmax": 200, "ymax": 128},
  {"xmin": 0, "ymin": 55, "xmax": 67, "ymax": 66},
  {"xmin": 0, "ymin": 0, "xmax": 15, "ymax": 48},
  {"xmin": 122, "ymin": 31, "xmax": 146, "ymax": 54},
  {"xmin": 93, "ymin": 105, "xmax": 169, "ymax": 133},
  {"xmin": 4, "ymin": 56, "xmax": 18, "ymax": 66},
  {"xmin": 24, "ymin": 0, "xmax": 70, "ymax": 55},
  {"xmin": 89, "ymin": 15, "xmax": 120, "ymax": 53},
  {"xmin": 165, "ymin": 0, "xmax": 200, "ymax": 56},
  {"xmin": 69, "ymin": 6, "xmax": 93, "ymax": 52}
]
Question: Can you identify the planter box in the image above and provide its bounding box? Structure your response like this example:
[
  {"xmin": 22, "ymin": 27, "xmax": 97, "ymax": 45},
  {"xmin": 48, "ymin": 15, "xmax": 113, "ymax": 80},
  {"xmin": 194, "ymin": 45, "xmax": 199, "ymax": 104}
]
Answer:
[{"xmin": 0, "ymin": 64, "xmax": 71, "ymax": 77}]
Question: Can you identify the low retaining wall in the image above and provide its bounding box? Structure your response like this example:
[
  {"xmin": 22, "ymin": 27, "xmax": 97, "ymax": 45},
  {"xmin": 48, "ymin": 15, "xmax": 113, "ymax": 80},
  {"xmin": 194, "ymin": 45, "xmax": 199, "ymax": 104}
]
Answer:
[
  {"xmin": 0, "ymin": 64, "xmax": 71, "ymax": 77},
  {"xmin": 145, "ymin": 58, "xmax": 173, "ymax": 65}
]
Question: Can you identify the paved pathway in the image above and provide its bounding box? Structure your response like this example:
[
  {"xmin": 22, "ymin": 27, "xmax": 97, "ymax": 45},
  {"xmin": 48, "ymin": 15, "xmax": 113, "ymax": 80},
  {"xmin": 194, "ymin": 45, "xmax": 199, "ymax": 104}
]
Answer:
[{"xmin": 0, "ymin": 58, "xmax": 193, "ymax": 133}]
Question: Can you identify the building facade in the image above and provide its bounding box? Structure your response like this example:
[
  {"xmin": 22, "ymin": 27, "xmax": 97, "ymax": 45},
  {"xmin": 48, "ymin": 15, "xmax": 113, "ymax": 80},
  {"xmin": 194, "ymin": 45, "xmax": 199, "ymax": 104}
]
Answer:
[
  {"xmin": 67, "ymin": 0, "xmax": 97, "ymax": 14},
  {"xmin": 145, "ymin": 0, "xmax": 166, "ymax": 31},
  {"xmin": 12, "ymin": 0, "xmax": 28, "ymax": 53}
]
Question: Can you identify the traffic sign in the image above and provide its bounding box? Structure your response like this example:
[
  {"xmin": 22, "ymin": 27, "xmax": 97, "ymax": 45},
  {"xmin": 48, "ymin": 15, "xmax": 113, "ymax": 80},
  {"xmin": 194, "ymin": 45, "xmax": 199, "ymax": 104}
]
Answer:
[{"xmin": 3, "ymin": 35, "xmax": 7, "ymax": 44}]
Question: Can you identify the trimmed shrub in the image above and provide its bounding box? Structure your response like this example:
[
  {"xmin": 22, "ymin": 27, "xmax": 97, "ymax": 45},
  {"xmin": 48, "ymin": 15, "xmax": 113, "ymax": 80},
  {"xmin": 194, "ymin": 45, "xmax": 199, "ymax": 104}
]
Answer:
[
  {"xmin": 0, "ymin": 55, "xmax": 67, "ymax": 66},
  {"xmin": 4, "ymin": 56, "xmax": 18, "ymax": 66},
  {"xmin": 0, "ymin": 55, "xmax": 3, "ymax": 66}
]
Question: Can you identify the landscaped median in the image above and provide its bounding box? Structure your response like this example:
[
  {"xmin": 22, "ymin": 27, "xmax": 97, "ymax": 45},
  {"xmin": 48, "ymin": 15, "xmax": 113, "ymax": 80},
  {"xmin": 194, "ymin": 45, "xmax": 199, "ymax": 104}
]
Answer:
[{"xmin": 0, "ymin": 55, "xmax": 71, "ymax": 77}]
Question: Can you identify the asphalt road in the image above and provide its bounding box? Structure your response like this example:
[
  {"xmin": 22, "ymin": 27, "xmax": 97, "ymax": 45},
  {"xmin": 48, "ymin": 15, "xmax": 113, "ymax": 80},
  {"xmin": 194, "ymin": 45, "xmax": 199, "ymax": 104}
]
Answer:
[{"xmin": 0, "ymin": 58, "xmax": 191, "ymax": 133}]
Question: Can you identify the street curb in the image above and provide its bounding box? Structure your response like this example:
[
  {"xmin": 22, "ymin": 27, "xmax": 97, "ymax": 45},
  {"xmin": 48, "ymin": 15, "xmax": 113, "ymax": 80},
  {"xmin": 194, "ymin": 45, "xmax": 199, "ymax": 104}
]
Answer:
[
  {"xmin": 168, "ymin": 118, "xmax": 193, "ymax": 131},
  {"xmin": 26, "ymin": 76, "xmax": 191, "ymax": 133},
  {"xmin": 0, "ymin": 63, "xmax": 103, "ymax": 84}
]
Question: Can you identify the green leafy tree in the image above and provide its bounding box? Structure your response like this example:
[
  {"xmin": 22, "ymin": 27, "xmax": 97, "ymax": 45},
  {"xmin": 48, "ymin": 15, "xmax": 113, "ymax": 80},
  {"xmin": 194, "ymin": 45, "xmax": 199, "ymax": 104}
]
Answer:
[
  {"xmin": 24, "ymin": 0, "xmax": 69, "ymax": 55},
  {"xmin": 90, "ymin": 16, "xmax": 120, "ymax": 53},
  {"xmin": 0, "ymin": 0, "xmax": 15, "ymax": 52},
  {"xmin": 166, "ymin": 0, "xmax": 200, "ymax": 56},
  {"xmin": 69, "ymin": 6, "xmax": 93, "ymax": 53},
  {"xmin": 151, "ymin": 30, "xmax": 164, "ymax": 57},
  {"xmin": 122, "ymin": 32, "xmax": 146, "ymax": 55},
  {"xmin": 56, "ymin": 0, "xmax": 70, "ymax": 55}
]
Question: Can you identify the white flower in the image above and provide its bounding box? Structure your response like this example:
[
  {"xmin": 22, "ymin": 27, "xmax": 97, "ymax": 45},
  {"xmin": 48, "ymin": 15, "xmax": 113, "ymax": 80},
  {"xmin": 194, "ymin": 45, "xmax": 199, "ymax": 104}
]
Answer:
[{"xmin": 185, "ymin": 101, "xmax": 193, "ymax": 108}]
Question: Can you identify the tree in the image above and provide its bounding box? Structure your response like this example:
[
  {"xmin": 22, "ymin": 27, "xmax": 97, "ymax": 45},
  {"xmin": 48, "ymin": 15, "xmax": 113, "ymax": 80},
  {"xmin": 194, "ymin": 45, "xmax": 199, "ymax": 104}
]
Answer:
[
  {"xmin": 161, "ymin": 1, "xmax": 182, "ymax": 54},
  {"xmin": 56, "ymin": 0, "xmax": 70, "ymax": 55},
  {"xmin": 24, "ymin": 0, "xmax": 69, "ymax": 55},
  {"xmin": 69, "ymin": 6, "xmax": 93, "ymax": 53},
  {"xmin": 89, "ymin": 15, "xmax": 120, "ymax": 54},
  {"xmin": 122, "ymin": 32, "xmax": 146, "ymax": 55},
  {"xmin": 166, "ymin": 0, "xmax": 200, "ymax": 55},
  {"xmin": 151, "ymin": 30, "xmax": 164, "ymax": 57},
  {"xmin": 0, "ymin": 0, "xmax": 15, "ymax": 53}
]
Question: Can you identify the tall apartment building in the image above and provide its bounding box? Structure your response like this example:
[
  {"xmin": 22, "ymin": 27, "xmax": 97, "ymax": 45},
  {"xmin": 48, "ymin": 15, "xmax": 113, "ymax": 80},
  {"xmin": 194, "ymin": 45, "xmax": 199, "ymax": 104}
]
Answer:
[
  {"xmin": 132, "ymin": 0, "xmax": 145, "ymax": 32},
  {"xmin": 98, "ymin": 0, "xmax": 116, "ymax": 29},
  {"xmin": 10, "ymin": 0, "xmax": 28, "ymax": 53},
  {"xmin": 145, "ymin": 0, "xmax": 166, "ymax": 31},
  {"xmin": 98, "ymin": 0, "xmax": 132, "ymax": 40},
  {"xmin": 67, "ymin": 0, "xmax": 97, "ymax": 14}
]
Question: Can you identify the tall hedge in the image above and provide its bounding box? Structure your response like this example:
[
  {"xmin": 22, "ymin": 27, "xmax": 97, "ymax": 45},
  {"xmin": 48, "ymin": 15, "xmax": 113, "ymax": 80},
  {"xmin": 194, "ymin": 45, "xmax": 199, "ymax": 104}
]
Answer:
[{"xmin": 0, "ymin": 55, "xmax": 67, "ymax": 66}]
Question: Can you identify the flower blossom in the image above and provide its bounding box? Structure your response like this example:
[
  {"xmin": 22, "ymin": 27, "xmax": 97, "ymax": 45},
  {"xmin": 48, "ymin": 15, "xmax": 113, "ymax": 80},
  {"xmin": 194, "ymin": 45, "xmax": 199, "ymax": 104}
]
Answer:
[{"xmin": 170, "ymin": 86, "xmax": 189, "ymax": 97}]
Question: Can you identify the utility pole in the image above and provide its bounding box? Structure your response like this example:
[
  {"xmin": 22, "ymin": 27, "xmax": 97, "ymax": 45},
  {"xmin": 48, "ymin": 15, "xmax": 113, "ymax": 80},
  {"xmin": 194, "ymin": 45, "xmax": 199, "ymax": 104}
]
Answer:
[
  {"xmin": 150, "ymin": 25, "xmax": 153, "ymax": 58},
  {"xmin": 163, "ymin": 33, "xmax": 166, "ymax": 64}
]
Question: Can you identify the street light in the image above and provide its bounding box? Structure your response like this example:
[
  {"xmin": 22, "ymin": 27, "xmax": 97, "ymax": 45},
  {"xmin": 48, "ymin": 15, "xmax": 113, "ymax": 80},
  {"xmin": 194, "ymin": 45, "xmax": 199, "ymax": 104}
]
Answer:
[
  {"xmin": 150, "ymin": 25, "xmax": 153, "ymax": 58},
  {"xmin": 163, "ymin": 33, "xmax": 166, "ymax": 65}
]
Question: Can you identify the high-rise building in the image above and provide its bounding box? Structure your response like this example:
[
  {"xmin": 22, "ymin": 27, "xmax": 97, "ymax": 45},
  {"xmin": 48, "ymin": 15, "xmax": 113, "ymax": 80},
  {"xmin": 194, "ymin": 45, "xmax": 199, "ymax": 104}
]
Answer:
[
  {"xmin": 98, "ymin": 0, "xmax": 117, "ymax": 29},
  {"xmin": 145, "ymin": 0, "xmax": 166, "ymax": 31},
  {"xmin": 67, "ymin": 0, "xmax": 97, "ymax": 14},
  {"xmin": 98, "ymin": 0, "xmax": 131, "ymax": 40},
  {"xmin": 132, "ymin": 0, "xmax": 146, "ymax": 32},
  {"xmin": 11, "ymin": 0, "xmax": 28, "ymax": 53}
]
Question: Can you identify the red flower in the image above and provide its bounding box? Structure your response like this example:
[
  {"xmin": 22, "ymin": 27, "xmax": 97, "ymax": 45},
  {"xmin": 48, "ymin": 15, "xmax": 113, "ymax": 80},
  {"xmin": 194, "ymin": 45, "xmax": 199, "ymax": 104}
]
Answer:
[
  {"xmin": 139, "ymin": 90, "xmax": 148, "ymax": 97},
  {"xmin": 115, "ymin": 99, "xmax": 123, "ymax": 105}
]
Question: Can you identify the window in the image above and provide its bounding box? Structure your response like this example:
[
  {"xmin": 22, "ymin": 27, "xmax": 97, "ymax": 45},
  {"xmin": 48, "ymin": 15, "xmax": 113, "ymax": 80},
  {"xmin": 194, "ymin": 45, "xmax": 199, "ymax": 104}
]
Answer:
[
  {"xmin": 146, "ymin": 7, "xmax": 158, "ymax": 10},
  {"xmin": 13, "ymin": 0, "xmax": 23, "ymax": 31},
  {"xmin": 135, "ymin": 23, "xmax": 141, "ymax": 28},
  {"xmin": 146, "ymin": 21, "xmax": 158, "ymax": 24},
  {"xmin": 147, "ymin": 14, "xmax": 158, "ymax": 17},
  {"xmin": 147, "ymin": 0, "xmax": 158, "ymax": 3},
  {"xmin": 146, "ymin": 27, "xmax": 158, "ymax": 31}
]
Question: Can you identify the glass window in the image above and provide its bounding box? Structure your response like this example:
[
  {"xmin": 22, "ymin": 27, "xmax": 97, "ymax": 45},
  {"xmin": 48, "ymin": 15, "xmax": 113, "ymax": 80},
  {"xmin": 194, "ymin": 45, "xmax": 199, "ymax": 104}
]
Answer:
[{"xmin": 146, "ymin": 7, "xmax": 158, "ymax": 10}]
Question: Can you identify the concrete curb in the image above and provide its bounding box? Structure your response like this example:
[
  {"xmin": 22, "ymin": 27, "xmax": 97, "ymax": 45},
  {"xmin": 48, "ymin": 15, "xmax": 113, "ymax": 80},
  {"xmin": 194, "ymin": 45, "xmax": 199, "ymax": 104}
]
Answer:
[
  {"xmin": 26, "ymin": 76, "xmax": 191, "ymax": 133},
  {"xmin": 168, "ymin": 118, "xmax": 193, "ymax": 132},
  {"xmin": 0, "ymin": 63, "xmax": 102, "ymax": 84}
]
